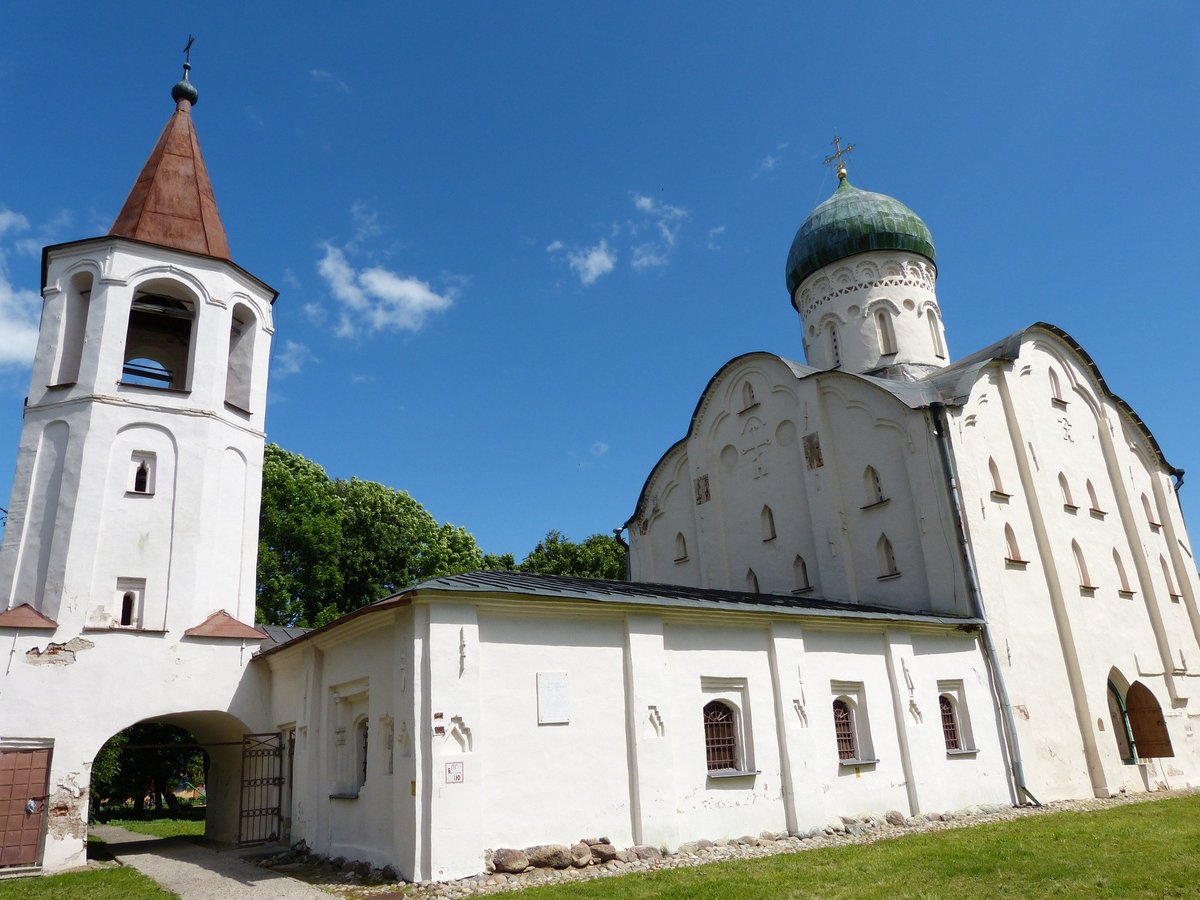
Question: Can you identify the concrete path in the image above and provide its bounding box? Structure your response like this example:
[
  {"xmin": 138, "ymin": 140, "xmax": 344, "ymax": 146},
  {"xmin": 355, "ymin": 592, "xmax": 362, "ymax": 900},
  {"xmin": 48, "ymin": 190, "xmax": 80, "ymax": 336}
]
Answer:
[{"xmin": 91, "ymin": 824, "xmax": 329, "ymax": 899}]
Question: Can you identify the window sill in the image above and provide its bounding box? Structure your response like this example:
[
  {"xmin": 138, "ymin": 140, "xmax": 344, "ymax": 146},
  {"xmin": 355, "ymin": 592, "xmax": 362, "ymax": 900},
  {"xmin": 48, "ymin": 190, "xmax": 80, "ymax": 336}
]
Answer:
[
  {"xmin": 45, "ymin": 382, "xmax": 77, "ymax": 390},
  {"xmin": 81, "ymin": 626, "xmax": 167, "ymax": 634},
  {"xmin": 762, "ymin": 536, "xmax": 776, "ymax": 543},
  {"xmin": 674, "ymin": 557, "xmax": 688, "ymax": 564},
  {"xmin": 738, "ymin": 402, "xmax": 760, "ymax": 415},
  {"xmin": 1079, "ymin": 585, "xmax": 1099, "ymax": 596},
  {"xmin": 124, "ymin": 490, "xmax": 156, "ymax": 498},
  {"xmin": 706, "ymin": 769, "xmax": 760, "ymax": 779},
  {"xmin": 990, "ymin": 491, "xmax": 1012, "ymax": 502},
  {"xmin": 792, "ymin": 586, "xmax": 815, "ymax": 595},
  {"xmin": 1148, "ymin": 522, "xmax": 1162, "ymax": 533},
  {"xmin": 1063, "ymin": 504, "xmax": 1079, "ymax": 514},
  {"xmin": 1118, "ymin": 590, "xmax": 1136, "ymax": 599},
  {"xmin": 329, "ymin": 792, "xmax": 359, "ymax": 800},
  {"xmin": 860, "ymin": 498, "xmax": 890, "ymax": 511},
  {"xmin": 946, "ymin": 748, "xmax": 979, "ymax": 758},
  {"xmin": 1169, "ymin": 593, "xmax": 1183, "ymax": 603},
  {"xmin": 1004, "ymin": 558, "xmax": 1029, "ymax": 569},
  {"xmin": 224, "ymin": 401, "xmax": 252, "ymax": 417},
  {"xmin": 1051, "ymin": 398, "xmax": 1068, "ymax": 410},
  {"xmin": 877, "ymin": 572, "xmax": 902, "ymax": 582},
  {"xmin": 838, "ymin": 758, "xmax": 879, "ymax": 768},
  {"xmin": 1089, "ymin": 508, "xmax": 1107, "ymax": 520},
  {"xmin": 119, "ymin": 382, "xmax": 192, "ymax": 396}
]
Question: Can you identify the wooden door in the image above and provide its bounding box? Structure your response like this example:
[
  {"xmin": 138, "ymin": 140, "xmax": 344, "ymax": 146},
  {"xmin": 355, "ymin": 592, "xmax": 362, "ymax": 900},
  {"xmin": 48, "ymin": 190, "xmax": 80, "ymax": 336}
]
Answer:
[
  {"xmin": 1126, "ymin": 682, "xmax": 1174, "ymax": 759},
  {"xmin": 0, "ymin": 748, "xmax": 51, "ymax": 867}
]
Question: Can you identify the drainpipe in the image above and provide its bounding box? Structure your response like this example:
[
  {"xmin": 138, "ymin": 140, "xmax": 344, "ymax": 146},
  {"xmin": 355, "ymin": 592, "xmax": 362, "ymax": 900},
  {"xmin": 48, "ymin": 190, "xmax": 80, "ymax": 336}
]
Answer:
[
  {"xmin": 929, "ymin": 402, "xmax": 1039, "ymax": 807},
  {"xmin": 612, "ymin": 527, "xmax": 631, "ymax": 581},
  {"xmin": 1171, "ymin": 468, "xmax": 1185, "ymax": 495}
]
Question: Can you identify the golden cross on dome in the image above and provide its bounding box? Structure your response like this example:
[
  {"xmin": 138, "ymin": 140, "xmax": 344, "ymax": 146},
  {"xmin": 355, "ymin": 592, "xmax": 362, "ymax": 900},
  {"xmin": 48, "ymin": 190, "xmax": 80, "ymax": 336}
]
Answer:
[{"xmin": 823, "ymin": 134, "xmax": 854, "ymax": 181}]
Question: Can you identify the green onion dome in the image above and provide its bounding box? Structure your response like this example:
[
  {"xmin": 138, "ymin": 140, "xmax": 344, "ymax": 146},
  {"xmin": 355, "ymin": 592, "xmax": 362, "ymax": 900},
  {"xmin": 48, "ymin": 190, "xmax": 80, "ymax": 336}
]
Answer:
[{"xmin": 786, "ymin": 175, "xmax": 935, "ymax": 296}]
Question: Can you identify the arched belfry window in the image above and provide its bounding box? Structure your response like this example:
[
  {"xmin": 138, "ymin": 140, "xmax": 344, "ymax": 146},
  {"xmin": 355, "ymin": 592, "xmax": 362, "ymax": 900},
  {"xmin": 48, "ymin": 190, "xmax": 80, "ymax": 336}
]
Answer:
[
  {"xmin": 826, "ymin": 323, "xmax": 841, "ymax": 367},
  {"xmin": 761, "ymin": 505, "xmax": 776, "ymax": 541},
  {"xmin": 864, "ymin": 465, "xmax": 885, "ymax": 505},
  {"xmin": 877, "ymin": 534, "xmax": 899, "ymax": 578},
  {"xmin": 225, "ymin": 303, "xmax": 257, "ymax": 412},
  {"xmin": 122, "ymin": 291, "xmax": 196, "ymax": 390},
  {"xmin": 53, "ymin": 271, "xmax": 93, "ymax": 386},
  {"xmin": 876, "ymin": 309, "xmax": 897, "ymax": 355},
  {"xmin": 674, "ymin": 532, "xmax": 688, "ymax": 562}
]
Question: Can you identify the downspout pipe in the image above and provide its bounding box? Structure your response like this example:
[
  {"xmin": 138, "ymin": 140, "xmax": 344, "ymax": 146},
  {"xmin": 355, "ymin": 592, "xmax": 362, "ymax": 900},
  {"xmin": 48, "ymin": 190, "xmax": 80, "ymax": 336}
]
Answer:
[
  {"xmin": 929, "ymin": 401, "xmax": 1039, "ymax": 807},
  {"xmin": 1171, "ymin": 468, "xmax": 1185, "ymax": 495}
]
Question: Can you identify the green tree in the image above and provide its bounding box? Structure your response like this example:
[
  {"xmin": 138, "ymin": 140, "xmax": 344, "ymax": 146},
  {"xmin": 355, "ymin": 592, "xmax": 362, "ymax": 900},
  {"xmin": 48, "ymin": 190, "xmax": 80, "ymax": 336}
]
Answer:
[
  {"xmin": 518, "ymin": 530, "xmax": 627, "ymax": 580},
  {"xmin": 257, "ymin": 444, "xmax": 485, "ymax": 626},
  {"xmin": 90, "ymin": 723, "xmax": 206, "ymax": 818}
]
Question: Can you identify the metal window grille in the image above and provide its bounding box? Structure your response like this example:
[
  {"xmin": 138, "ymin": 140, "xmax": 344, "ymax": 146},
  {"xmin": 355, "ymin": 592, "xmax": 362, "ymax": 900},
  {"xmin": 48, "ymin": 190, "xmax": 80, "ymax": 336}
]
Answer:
[
  {"xmin": 940, "ymin": 695, "xmax": 961, "ymax": 750},
  {"xmin": 703, "ymin": 701, "xmax": 737, "ymax": 771},
  {"xmin": 833, "ymin": 700, "xmax": 857, "ymax": 760}
]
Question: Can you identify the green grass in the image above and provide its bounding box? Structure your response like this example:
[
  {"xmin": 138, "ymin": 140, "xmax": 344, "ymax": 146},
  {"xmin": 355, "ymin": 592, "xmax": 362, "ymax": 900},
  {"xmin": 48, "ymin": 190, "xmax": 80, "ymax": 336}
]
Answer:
[
  {"xmin": 515, "ymin": 795, "xmax": 1200, "ymax": 898},
  {"xmin": 106, "ymin": 817, "xmax": 206, "ymax": 839},
  {"xmin": 0, "ymin": 868, "xmax": 175, "ymax": 899}
]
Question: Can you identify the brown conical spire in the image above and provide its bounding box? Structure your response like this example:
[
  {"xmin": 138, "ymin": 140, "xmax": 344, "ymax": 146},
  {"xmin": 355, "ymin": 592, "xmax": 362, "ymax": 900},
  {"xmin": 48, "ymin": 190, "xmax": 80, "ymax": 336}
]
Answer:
[{"xmin": 109, "ymin": 71, "xmax": 231, "ymax": 260}]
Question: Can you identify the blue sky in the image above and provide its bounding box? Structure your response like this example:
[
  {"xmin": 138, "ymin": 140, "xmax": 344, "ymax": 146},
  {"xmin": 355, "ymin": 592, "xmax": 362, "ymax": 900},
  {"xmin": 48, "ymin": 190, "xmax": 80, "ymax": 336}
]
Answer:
[{"xmin": 1, "ymin": 3, "xmax": 1198, "ymax": 558}]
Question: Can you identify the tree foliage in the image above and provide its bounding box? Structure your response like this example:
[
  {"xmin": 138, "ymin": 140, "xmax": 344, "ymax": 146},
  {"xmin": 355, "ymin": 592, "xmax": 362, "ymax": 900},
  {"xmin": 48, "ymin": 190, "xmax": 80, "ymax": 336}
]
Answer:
[
  {"xmin": 257, "ymin": 444, "xmax": 484, "ymax": 626},
  {"xmin": 517, "ymin": 530, "xmax": 627, "ymax": 580},
  {"xmin": 90, "ymin": 724, "xmax": 206, "ymax": 818}
]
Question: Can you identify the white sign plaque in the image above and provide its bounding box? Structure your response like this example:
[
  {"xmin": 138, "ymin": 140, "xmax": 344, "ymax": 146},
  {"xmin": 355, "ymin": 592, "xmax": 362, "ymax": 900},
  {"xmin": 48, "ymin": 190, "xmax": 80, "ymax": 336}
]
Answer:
[
  {"xmin": 445, "ymin": 761, "xmax": 464, "ymax": 784},
  {"xmin": 537, "ymin": 672, "xmax": 570, "ymax": 725}
]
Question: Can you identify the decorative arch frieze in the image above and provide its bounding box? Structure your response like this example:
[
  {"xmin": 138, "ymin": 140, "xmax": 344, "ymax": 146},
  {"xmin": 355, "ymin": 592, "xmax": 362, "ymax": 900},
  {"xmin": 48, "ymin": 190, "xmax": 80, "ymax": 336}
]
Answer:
[
  {"xmin": 797, "ymin": 257, "xmax": 936, "ymax": 319},
  {"xmin": 862, "ymin": 297, "xmax": 903, "ymax": 319}
]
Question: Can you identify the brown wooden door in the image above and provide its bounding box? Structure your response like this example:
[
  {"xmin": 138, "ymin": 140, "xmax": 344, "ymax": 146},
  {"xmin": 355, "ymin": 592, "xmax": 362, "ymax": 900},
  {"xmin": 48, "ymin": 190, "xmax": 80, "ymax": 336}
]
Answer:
[
  {"xmin": 0, "ymin": 748, "xmax": 51, "ymax": 867},
  {"xmin": 1126, "ymin": 682, "xmax": 1174, "ymax": 759}
]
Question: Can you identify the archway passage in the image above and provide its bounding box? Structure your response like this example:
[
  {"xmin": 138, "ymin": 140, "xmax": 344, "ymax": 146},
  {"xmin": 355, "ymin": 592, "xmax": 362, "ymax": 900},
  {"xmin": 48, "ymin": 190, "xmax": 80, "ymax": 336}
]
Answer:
[{"xmin": 1125, "ymin": 683, "xmax": 1174, "ymax": 759}]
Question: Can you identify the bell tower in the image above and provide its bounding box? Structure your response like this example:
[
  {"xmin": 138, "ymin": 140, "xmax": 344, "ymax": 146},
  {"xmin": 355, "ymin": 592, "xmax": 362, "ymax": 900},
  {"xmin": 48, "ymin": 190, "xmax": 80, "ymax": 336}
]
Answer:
[{"xmin": 0, "ymin": 63, "xmax": 277, "ymax": 634}]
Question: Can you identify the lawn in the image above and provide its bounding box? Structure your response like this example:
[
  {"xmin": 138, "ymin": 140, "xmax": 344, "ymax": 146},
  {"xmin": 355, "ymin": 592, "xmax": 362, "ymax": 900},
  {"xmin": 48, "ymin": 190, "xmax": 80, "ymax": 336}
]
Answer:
[
  {"xmin": 0, "ymin": 868, "xmax": 174, "ymax": 899},
  {"xmin": 105, "ymin": 816, "xmax": 206, "ymax": 839},
  {"xmin": 515, "ymin": 795, "xmax": 1200, "ymax": 898}
]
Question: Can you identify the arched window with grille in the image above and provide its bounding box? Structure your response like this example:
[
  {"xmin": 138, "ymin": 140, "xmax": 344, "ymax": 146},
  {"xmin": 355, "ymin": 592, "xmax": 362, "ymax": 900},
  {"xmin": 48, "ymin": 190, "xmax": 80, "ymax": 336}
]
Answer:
[
  {"xmin": 939, "ymin": 695, "xmax": 961, "ymax": 751},
  {"xmin": 832, "ymin": 699, "xmax": 857, "ymax": 760},
  {"xmin": 703, "ymin": 701, "xmax": 738, "ymax": 772}
]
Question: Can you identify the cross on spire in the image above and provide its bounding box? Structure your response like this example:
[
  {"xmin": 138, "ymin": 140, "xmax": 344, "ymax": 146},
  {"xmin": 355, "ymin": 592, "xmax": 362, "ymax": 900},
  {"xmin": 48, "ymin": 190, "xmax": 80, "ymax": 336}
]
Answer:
[
  {"xmin": 823, "ymin": 134, "xmax": 854, "ymax": 181},
  {"xmin": 182, "ymin": 35, "xmax": 195, "ymax": 80}
]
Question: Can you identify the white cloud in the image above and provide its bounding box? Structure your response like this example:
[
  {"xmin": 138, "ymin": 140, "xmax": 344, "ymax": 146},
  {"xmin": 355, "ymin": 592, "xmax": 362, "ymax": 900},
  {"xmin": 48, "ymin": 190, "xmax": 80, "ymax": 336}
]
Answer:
[
  {"xmin": 317, "ymin": 244, "xmax": 456, "ymax": 337},
  {"xmin": 590, "ymin": 441, "xmax": 609, "ymax": 457},
  {"xmin": 630, "ymin": 193, "xmax": 688, "ymax": 246},
  {"xmin": 545, "ymin": 240, "xmax": 564, "ymax": 253},
  {"xmin": 0, "ymin": 209, "xmax": 30, "ymax": 237},
  {"xmin": 754, "ymin": 143, "xmax": 789, "ymax": 178},
  {"xmin": 707, "ymin": 225, "xmax": 726, "ymax": 250},
  {"xmin": 566, "ymin": 240, "xmax": 616, "ymax": 286},
  {"xmin": 0, "ymin": 256, "xmax": 41, "ymax": 367},
  {"xmin": 302, "ymin": 301, "xmax": 326, "ymax": 325},
  {"xmin": 272, "ymin": 339, "xmax": 315, "ymax": 377},
  {"xmin": 631, "ymin": 244, "xmax": 668, "ymax": 270},
  {"xmin": 310, "ymin": 68, "xmax": 350, "ymax": 93}
]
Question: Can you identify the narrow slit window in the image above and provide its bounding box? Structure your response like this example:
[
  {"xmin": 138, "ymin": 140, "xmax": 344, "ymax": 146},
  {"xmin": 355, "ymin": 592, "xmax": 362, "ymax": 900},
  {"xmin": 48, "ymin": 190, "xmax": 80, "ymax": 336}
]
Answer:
[
  {"xmin": 746, "ymin": 569, "xmax": 760, "ymax": 593},
  {"xmin": 877, "ymin": 534, "xmax": 899, "ymax": 578},
  {"xmin": 1142, "ymin": 494, "xmax": 1160, "ymax": 529},
  {"xmin": 355, "ymin": 718, "xmax": 369, "ymax": 789},
  {"xmin": 794, "ymin": 555, "xmax": 811, "ymax": 592},
  {"xmin": 989, "ymin": 457, "xmax": 1007, "ymax": 495},
  {"xmin": 827, "ymin": 323, "xmax": 841, "ymax": 367},
  {"xmin": 761, "ymin": 505, "xmax": 776, "ymax": 541},
  {"xmin": 1114, "ymin": 549, "xmax": 1132, "ymax": 594},
  {"xmin": 1004, "ymin": 524, "xmax": 1023, "ymax": 563},
  {"xmin": 1087, "ymin": 480, "xmax": 1102, "ymax": 514},
  {"xmin": 876, "ymin": 310, "xmax": 896, "ymax": 355},
  {"xmin": 1161, "ymin": 555, "xmax": 1180, "ymax": 599},
  {"xmin": 1073, "ymin": 540, "xmax": 1093, "ymax": 590},
  {"xmin": 129, "ymin": 452, "xmax": 156, "ymax": 495},
  {"xmin": 1059, "ymin": 473, "xmax": 1075, "ymax": 508},
  {"xmin": 864, "ymin": 465, "xmax": 885, "ymax": 505},
  {"xmin": 1049, "ymin": 367, "xmax": 1064, "ymax": 403},
  {"xmin": 927, "ymin": 308, "xmax": 946, "ymax": 359},
  {"xmin": 120, "ymin": 592, "xmax": 135, "ymax": 627},
  {"xmin": 741, "ymin": 382, "xmax": 756, "ymax": 409},
  {"xmin": 674, "ymin": 532, "xmax": 688, "ymax": 562}
]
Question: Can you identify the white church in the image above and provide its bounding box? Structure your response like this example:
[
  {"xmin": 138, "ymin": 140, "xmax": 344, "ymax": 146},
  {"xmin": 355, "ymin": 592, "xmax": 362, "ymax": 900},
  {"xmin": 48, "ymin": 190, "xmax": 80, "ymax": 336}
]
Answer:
[{"xmin": 1, "ymin": 71, "xmax": 1198, "ymax": 882}]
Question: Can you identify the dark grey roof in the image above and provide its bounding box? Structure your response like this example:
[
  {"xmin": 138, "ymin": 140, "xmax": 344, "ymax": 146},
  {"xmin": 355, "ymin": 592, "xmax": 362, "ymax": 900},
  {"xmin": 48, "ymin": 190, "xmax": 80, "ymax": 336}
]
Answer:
[
  {"xmin": 408, "ymin": 570, "xmax": 978, "ymax": 626},
  {"xmin": 258, "ymin": 624, "xmax": 311, "ymax": 648}
]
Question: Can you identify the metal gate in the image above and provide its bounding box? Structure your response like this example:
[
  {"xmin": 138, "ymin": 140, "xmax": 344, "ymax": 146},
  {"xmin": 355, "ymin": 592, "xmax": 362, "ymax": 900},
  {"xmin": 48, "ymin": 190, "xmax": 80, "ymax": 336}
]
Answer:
[
  {"xmin": 238, "ymin": 733, "xmax": 282, "ymax": 845},
  {"xmin": 0, "ymin": 747, "xmax": 52, "ymax": 867}
]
